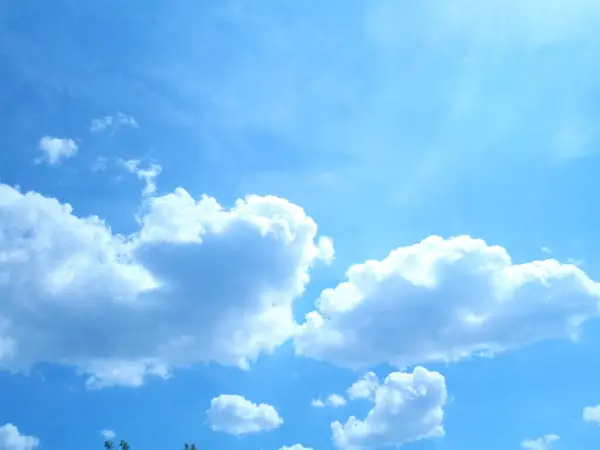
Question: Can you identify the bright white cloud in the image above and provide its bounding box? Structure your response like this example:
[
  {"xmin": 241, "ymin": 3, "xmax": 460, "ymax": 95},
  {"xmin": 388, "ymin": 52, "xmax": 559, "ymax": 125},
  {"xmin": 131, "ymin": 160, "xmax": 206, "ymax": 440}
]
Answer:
[
  {"xmin": 0, "ymin": 424, "xmax": 39, "ymax": 450},
  {"xmin": 207, "ymin": 394, "xmax": 283, "ymax": 436},
  {"xmin": 311, "ymin": 394, "xmax": 346, "ymax": 408},
  {"xmin": 583, "ymin": 405, "xmax": 600, "ymax": 424},
  {"xmin": 90, "ymin": 112, "xmax": 138, "ymax": 133},
  {"xmin": 521, "ymin": 434, "xmax": 559, "ymax": 450},
  {"xmin": 347, "ymin": 372, "xmax": 378, "ymax": 400},
  {"xmin": 295, "ymin": 235, "xmax": 600, "ymax": 370},
  {"xmin": 118, "ymin": 159, "xmax": 162, "ymax": 196},
  {"xmin": 36, "ymin": 136, "xmax": 78, "ymax": 165},
  {"xmin": 0, "ymin": 183, "xmax": 332, "ymax": 387},
  {"xmin": 101, "ymin": 430, "xmax": 116, "ymax": 440},
  {"xmin": 279, "ymin": 445, "xmax": 313, "ymax": 450},
  {"xmin": 332, "ymin": 367, "xmax": 446, "ymax": 449}
]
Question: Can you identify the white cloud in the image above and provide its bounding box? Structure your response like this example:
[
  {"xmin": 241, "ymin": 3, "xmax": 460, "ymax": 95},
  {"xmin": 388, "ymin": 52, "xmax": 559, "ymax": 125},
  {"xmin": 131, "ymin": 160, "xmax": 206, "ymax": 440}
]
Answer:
[
  {"xmin": 36, "ymin": 136, "xmax": 78, "ymax": 165},
  {"xmin": 101, "ymin": 430, "xmax": 116, "ymax": 440},
  {"xmin": 332, "ymin": 367, "xmax": 446, "ymax": 449},
  {"xmin": 279, "ymin": 445, "xmax": 313, "ymax": 450},
  {"xmin": 521, "ymin": 434, "xmax": 559, "ymax": 450},
  {"xmin": 91, "ymin": 112, "xmax": 138, "ymax": 133},
  {"xmin": 583, "ymin": 405, "xmax": 600, "ymax": 424},
  {"xmin": 0, "ymin": 183, "xmax": 332, "ymax": 387},
  {"xmin": 118, "ymin": 159, "xmax": 162, "ymax": 196},
  {"xmin": 311, "ymin": 394, "xmax": 346, "ymax": 408},
  {"xmin": 310, "ymin": 399, "xmax": 325, "ymax": 408},
  {"xmin": 0, "ymin": 424, "xmax": 39, "ymax": 450},
  {"xmin": 207, "ymin": 394, "xmax": 283, "ymax": 436},
  {"xmin": 328, "ymin": 394, "xmax": 346, "ymax": 407},
  {"xmin": 347, "ymin": 372, "xmax": 378, "ymax": 400},
  {"xmin": 295, "ymin": 235, "xmax": 600, "ymax": 370}
]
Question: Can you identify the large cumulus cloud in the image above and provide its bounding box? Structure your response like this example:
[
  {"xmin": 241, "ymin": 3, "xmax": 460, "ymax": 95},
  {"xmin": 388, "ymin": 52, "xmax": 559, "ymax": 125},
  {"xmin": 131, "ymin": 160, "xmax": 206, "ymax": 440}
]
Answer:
[
  {"xmin": 0, "ymin": 184, "xmax": 332, "ymax": 387},
  {"xmin": 295, "ymin": 235, "xmax": 600, "ymax": 369}
]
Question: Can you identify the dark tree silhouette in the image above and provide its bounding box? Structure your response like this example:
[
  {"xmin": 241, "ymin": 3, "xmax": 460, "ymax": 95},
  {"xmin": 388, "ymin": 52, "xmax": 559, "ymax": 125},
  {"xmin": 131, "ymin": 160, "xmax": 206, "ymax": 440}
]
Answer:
[{"xmin": 104, "ymin": 439, "xmax": 197, "ymax": 450}]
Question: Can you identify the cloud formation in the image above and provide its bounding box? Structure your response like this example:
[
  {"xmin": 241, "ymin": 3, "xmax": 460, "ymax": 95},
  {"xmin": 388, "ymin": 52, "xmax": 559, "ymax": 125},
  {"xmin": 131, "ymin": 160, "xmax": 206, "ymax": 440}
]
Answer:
[
  {"xmin": 347, "ymin": 372, "xmax": 378, "ymax": 400},
  {"xmin": 90, "ymin": 113, "xmax": 138, "ymax": 133},
  {"xmin": 118, "ymin": 159, "xmax": 163, "ymax": 196},
  {"xmin": 36, "ymin": 137, "xmax": 78, "ymax": 165},
  {"xmin": 207, "ymin": 394, "xmax": 283, "ymax": 436},
  {"xmin": 0, "ymin": 424, "xmax": 39, "ymax": 450},
  {"xmin": 332, "ymin": 367, "xmax": 446, "ymax": 449},
  {"xmin": 583, "ymin": 405, "xmax": 600, "ymax": 424},
  {"xmin": 295, "ymin": 235, "xmax": 600, "ymax": 370},
  {"xmin": 521, "ymin": 434, "xmax": 559, "ymax": 450},
  {"xmin": 0, "ymin": 183, "xmax": 332, "ymax": 387},
  {"xmin": 311, "ymin": 394, "xmax": 346, "ymax": 408}
]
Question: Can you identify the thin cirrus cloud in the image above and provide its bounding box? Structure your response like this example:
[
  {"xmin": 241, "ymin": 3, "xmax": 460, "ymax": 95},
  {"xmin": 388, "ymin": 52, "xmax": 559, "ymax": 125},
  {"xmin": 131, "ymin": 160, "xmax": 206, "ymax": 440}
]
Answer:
[
  {"xmin": 294, "ymin": 235, "xmax": 600, "ymax": 370},
  {"xmin": 332, "ymin": 367, "xmax": 447, "ymax": 449},
  {"xmin": 207, "ymin": 394, "xmax": 283, "ymax": 436},
  {"xmin": 35, "ymin": 136, "xmax": 78, "ymax": 166},
  {"xmin": 0, "ymin": 181, "xmax": 333, "ymax": 388},
  {"xmin": 0, "ymin": 424, "xmax": 39, "ymax": 450}
]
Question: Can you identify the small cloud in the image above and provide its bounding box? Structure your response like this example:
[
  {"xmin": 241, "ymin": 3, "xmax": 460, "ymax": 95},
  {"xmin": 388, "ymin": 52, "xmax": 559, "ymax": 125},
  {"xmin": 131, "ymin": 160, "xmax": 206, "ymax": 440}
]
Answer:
[
  {"xmin": 207, "ymin": 394, "xmax": 283, "ymax": 436},
  {"xmin": 101, "ymin": 430, "xmax": 116, "ymax": 440},
  {"xmin": 328, "ymin": 394, "xmax": 346, "ymax": 407},
  {"xmin": 521, "ymin": 434, "xmax": 559, "ymax": 450},
  {"xmin": 91, "ymin": 157, "xmax": 108, "ymax": 172},
  {"xmin": 540, "ymin": 246, "xmax": 552, "ymax": 254},
  {"xmin": 279, "ymin": 446, "xmax": 313, "ymax": 450},
  {"xmin": 91, "ymin": 112, "xmax": 138, "ymax": 134},
  {"xmin": 332, "ymin": 367, "xmax": 446, "ymax": 449},
  {"xmin": 118, "ymin": 158, "xmax": 162, "ymax": 196},
  {"xmin": 583, "ymin": 405, "xmax": 600, "ymax": 424},
  {"xmin": 311, "ymin": 393, "xmax": 346, "ymax": 408},
  {"xmin": 36, "ymin": 136, "xmax": 78, "ymax": 165}
]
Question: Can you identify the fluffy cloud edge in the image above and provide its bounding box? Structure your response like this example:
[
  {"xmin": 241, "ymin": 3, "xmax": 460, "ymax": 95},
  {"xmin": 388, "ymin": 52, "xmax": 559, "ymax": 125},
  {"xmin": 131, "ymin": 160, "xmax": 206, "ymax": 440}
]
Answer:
[
  {"xmin": 295, "ymin": 235, "xmax": 600, "ymax": 371},
  {"xmin": 207, "ymin": 394, "xmax": 283, "ymax": 436},
  {"xmin": 0, "ymin": 424, "xmax": 39, "ymax": 450},
  {"xmin": 332, "ymin": 367, "xmax": 447, "ymax": 449}
]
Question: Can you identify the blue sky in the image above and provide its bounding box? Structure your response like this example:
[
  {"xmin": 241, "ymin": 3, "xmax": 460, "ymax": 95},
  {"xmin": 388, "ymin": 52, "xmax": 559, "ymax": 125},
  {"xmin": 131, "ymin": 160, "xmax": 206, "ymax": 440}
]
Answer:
[{"xmin": 2, "ymin": 1, "xmax": 600, "ymax": 450}]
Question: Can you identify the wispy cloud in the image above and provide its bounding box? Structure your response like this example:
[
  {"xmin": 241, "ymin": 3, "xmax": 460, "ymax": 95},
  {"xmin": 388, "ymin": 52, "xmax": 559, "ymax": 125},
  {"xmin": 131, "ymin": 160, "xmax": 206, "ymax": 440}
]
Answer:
[
  {"xmin": 91, "ymin": 156, "xmax": 108, "ymax": 172},
  {"xmin": 91, "ymin": 112, "xmax": 138, "ymax": 134},
  {"xmin": 310, "ymin": 393, "xmax": 346, "ymax": 408},
  {"xmin": 118, "ymin": 158, "xmax": 162, "ymax": 196}
]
